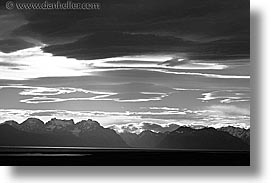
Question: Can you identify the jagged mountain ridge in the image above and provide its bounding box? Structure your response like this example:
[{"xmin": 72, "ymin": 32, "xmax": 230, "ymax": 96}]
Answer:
[
  {"xmin": 157, "ymin": 127, "xmax": 249, "ymax": 150},
  {"xmin": 119, "ymin": 126, "xmax": 250, "ymax": 147},
  {"xmin": 0, "ymin": 124, "xmax": 85, "ymax": 147},
  {"xmin": 5, "ymin": 118, "xmax": 102, "ymax": 133},
  {"xmin": 1, "ymin": 118, "xmax": 250, "ymax": 149},
  {"xmin": 1, "ymin": 118, "xmax": 127, "ymax": 147},
  {"xmin": 120, "ymin": 130, "xmax": 166, "ymax": 148},
  {"xmin": 218, "ymin": 126, "xmax": 250, "ymax": 145}
]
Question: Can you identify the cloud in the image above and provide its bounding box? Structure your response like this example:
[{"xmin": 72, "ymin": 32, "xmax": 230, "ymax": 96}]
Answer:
[
  {"xmin": 19, "ymin": 92, "xmax": 168, "ymax": 104},
  {"xmin": 0, "ymin": 0, "xmax": 249, "ymax": 61},
  {"xmin": 159, "ymin": 58, "xmax": 228, "ymax": 70},
  {"xmin": 146, "ymin": 68, "xmax": 250, "ymax": 79},
  {"xmin": 149, "ymin": 107, "xmax": 179, "ymax": 111},
  {"xmin": 0, "ymin": 1, "xmax": 250, "ymax": 130},
  {"xmin": 0, "ymin": 62, "xmax": 26, "ymax": 67},
  {"xmin": 0, "ymin": 13, "xmax": 26, "ymax": 36},
  {"xmin": 108, "ymin": 122, "xmax": 182, "ymax": 134},
  {"xmin": 0, "ymin": 39, "xmax": 35, "ymax": 53},
  {"xmin": 107, "ymin": 92, "xmax": 169, "ymax": 103},
  {"xmin": 89, "ymin": 67, "xmax": 250, "ymax": 79},
  {"xmin": 0, "ymin": 46, "xmax": 93, "ymax": 80},
  {"xmin": 173, "ymin": 88, "xmax": 202, "ymax": 91},
  {"xmin": 0, "ymin": 85, "xmax": 114, "ymax": 96},
  {"xmin": 198, "ymin": 90, "xmax": 250, "ymax": 103},
  {"xmin": 207, "ymin": 105, "xmax": 250, "ymax": 116},
  {"xmin": 0, "ymin": 45, "xmax": 249, "ymax": 80},
  {"xmin": 141, "ymin": 122, "xmax": 181, "ymax": 133},
  {"xmin": 42, "ymin": 31, "xmax": 249, "ymax": 61},
  {"xmin": 0, "ymin": 13, "xmax": 37, "ymax": 53},
  {"xmin": 83, "ymin": 56, "xmax": 233, "ymax": 77},
  {"xmin": 42, "ymin": 32, "xmax": 191, "ymax": 60},
  {"xmin": 0, "ymin": 84, "xmax": 173, "ymax": 104}
]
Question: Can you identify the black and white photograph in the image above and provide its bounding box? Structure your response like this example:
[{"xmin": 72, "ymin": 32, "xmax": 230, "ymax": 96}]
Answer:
[{"xmin": 0, "ymin": 0, "xmax": 250, "ymax": 166}]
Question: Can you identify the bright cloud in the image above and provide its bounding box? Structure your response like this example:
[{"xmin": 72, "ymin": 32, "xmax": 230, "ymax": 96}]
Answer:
[
  {"xmin": 207, "ymin": 105, "xmax": 250, "ymax": 116},
  {"xmin": 0, "ymin": 47, "xmax": 241, "ymax": 80},
  {"xmin": 198, "ymin": 90, "xmax": 250, "ymax": 103},
  {"xmin": 108, "ymin": 122, "xmax": 182, "ymax": 134},
  {"xmin": 0, "ymin": 46, "xmax": 91, "ymax": 80}
]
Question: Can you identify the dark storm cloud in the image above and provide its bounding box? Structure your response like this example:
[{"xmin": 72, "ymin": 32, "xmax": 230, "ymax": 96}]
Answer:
[
  {"xmin": 42, "ymin": 32, "xmax": 249, "ymax": 61},
  {"xmin": 0, "ymin": 39, "xmax": 34, "ymax": 53},
  {"xmin": 1, "ymin": 0, "xmax": 249, "ymax": 61},
  {"xmin": 0, "ymin": 12, "xmax": 31, "ymax": 53},
  {"xmin": 42, "ymin": 32, "xmax": 192, "ymax": 59}
]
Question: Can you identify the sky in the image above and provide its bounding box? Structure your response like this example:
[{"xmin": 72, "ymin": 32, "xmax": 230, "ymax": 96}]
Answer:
[{"xmin": 0, "ymin": 0, "xmax": 250, "ymax": 132}]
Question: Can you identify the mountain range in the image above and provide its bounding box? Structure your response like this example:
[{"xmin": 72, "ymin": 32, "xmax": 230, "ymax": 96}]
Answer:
[
  {"xmin": 0, "ymin": 118, "xmax": 250, "ymax": 150},
  {"xmin": 1, "ymin": 118, "xmax": 127, "ymax": 147},
  {"xmin": 157, "ymin": 127, "xmax": 249, "ymax": 150},
  {"xmin": 218, "ymin": 126, "xmax": 250, "ymax": 145},
  {"xmin": 120, "ymin": 130, "xmax": 166, "ymax": 148}
]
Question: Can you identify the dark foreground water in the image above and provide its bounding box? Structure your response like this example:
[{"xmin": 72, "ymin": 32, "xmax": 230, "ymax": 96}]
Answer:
[{"xmin": 0, "ymin": 146, "xmax": 250, "ymax": 166}]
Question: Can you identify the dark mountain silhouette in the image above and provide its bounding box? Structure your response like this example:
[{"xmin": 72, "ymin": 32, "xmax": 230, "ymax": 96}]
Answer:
[
  {"xmin": 138, "ymin": 130, "xmax": 166, "ymax": 147},
  {"xmin": 1, "ymin": 118, "xmax": 127, "ymax": 147},
  {"xmin": 120, "ymin": 130, "xmax": 165, "ymax": 148},
  {"xmin": 20, "ymin": 118, "xmax": 45, "ymax": 133},
  {"xmin": 0, "ymin": 124, "xmax": 85, "ymax": 147},
  {"xmin": 4, "ymin": 120, "xmax": 20, "ymax": 128},
  {"xmin": 119, "ymin": 132, "xmax": 139, "ymax": 147},
  {"xmin": 45, "ymin": 118, "xmax": 75, "ymax": 133},
  {"xmin": 218, "ymin": 126, "xmax": 250, "ymax": 145},
  {"xmin": 76, "ymin": 119, "xmax": 127, "ymax": 147},
  {"xmin": 157, "ymin": 126, "xmax": 249, "ymax": 150},
  {"xmin": 1, "ymin": 118, "xmax": 249, "ymax": 149}
]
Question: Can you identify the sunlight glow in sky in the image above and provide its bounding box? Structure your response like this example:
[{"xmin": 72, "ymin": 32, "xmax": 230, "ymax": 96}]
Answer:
[
  {"xmin": 0, "ymin": 46, "xmax": 238, "ymax": 80},
  {"xmin": 0, "ymin": 46, "xmax": 90, "ymax": 80},
  {"xmin": 0, "ymin": 0, "xmax": 250, "ymax": 135},
  {"xmin": 0, "ymin": 45, "xmax": 250, "ymax": 128}
]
